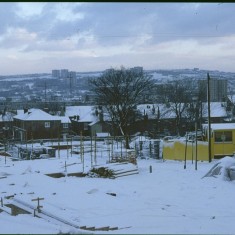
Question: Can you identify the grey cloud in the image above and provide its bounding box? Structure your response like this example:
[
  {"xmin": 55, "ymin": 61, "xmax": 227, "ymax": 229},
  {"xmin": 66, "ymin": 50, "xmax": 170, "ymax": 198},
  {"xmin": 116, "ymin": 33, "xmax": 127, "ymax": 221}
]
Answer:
[
  {"xmin": 17, "ymin": 4, "xmax": 80, "ymax": 40},
  {"xmin": 0, "ymin": 3, "xmax": 20, "ymax": 34},
  {"xmin": 73, "ymin": 3, "xmax": 235, "ymax": 45},
  {"xmin": 2, "ymin": 3, "xmax": 235, "ymax": 51}
]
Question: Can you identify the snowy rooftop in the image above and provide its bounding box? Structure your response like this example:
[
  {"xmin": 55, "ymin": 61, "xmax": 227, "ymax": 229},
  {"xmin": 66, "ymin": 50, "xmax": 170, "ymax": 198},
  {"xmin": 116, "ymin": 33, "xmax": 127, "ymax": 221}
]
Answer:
[
  {"xmin": 65, "ymin": 106, "xmax": 97, "ymax": 123},
  {"xmin": 202, "ymin": 102, "xmax": 227, "ymax": 118},
  {"xmin": 0, "ymin": 112, "xmax": 14, "ymax": 122},
  {"xmin": 12, "ymin": 102, "xmax": 229, "ymax": 124},
  {"xmin": 138, "ymin": 102, "xmax": 228, "ymax": 120},
  {"xmin": 203, "ymin": 123, "xmax": 235, "ymax": 130},
  {"xmin": 14, "ymin": 109, "xmax": 61, "ymax": 121},
  {"xmin": 57, "ymin": 116, "xmax": 71, "ymax": 124},
  {"xmin": 137, "ymin": 104, "xmax": 176, "ymax": 119}
]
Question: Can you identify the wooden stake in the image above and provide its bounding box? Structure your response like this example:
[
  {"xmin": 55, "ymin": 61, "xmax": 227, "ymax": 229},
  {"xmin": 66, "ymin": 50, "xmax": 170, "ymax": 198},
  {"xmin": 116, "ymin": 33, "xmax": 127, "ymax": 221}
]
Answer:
[{"xmin": 32, "ymin": 197, "xmax": 44, "ymax": 212}]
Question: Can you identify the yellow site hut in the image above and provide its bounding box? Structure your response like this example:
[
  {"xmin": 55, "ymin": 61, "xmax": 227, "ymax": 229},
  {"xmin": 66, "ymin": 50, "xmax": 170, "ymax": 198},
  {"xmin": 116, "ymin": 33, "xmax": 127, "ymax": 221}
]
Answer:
[
  {"xmin": 163, "ymin": 123, "xmax": 235, "ymax": 161},
  {"xmin": 203, "ymin": 123, "xmax": 235, "ymax": 159}
]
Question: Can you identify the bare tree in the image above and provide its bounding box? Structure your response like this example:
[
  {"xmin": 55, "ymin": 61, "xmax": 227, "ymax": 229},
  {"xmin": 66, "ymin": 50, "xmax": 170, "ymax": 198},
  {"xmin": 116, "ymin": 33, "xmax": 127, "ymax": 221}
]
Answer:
[
  {"xmin": 159, "ymin": 80, "xmax": 192, "ymax": 135},
  {"xmin": 90, "ymin": 67, "xmax": 153, "ymax": 148}
]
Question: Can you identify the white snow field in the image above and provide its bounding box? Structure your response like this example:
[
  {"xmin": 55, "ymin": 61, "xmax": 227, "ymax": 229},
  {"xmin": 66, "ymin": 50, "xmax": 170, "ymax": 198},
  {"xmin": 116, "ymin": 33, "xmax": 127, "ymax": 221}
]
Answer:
[{"xmin": 1, "ymin": 142, "xmax": 235, "ymax": 234}]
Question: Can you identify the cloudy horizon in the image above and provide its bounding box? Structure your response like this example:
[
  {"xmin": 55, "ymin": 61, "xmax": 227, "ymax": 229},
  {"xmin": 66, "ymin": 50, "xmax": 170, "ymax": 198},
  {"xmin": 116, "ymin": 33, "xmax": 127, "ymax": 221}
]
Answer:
[{"xmin": 1, "ymin": 2, "xmax": 235, "ymax": 75}]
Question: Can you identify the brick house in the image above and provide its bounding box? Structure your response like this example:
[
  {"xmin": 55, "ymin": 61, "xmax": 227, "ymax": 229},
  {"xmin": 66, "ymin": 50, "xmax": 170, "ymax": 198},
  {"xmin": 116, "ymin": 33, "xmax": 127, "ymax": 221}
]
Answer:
[{"xmin": 13, "ymin": 109, "xmax": 71, "ymax": 141}]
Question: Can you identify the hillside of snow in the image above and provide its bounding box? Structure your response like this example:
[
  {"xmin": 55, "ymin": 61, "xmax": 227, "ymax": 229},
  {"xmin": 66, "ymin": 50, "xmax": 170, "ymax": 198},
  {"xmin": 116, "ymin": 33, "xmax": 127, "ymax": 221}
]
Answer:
[{"xmin": 1, "ymin": 142, "xmax": 235, "ymax": 234}]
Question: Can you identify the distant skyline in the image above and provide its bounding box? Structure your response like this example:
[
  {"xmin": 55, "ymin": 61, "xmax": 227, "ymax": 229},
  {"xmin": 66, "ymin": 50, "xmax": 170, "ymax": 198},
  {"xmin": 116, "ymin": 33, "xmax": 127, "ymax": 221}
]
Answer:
[{"xmin": 1, "ymin": 2, "xmax": 235, "ymax": 75}]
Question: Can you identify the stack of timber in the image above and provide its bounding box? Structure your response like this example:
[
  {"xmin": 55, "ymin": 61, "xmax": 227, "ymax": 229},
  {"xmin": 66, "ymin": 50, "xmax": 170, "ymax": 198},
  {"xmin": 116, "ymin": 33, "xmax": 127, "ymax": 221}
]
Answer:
[{"xmin": 90, "ymin": 162, "xmax": 139, "ymax": 179}]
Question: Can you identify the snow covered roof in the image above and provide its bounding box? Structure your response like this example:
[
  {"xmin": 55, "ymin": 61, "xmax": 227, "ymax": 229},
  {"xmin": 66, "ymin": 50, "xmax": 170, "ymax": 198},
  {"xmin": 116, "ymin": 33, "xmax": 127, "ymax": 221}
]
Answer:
[
  {"xmin": 0, "ymin": 112, "xmax": 14, "ymax": 122},
  {"xmin": 202, "ymin": 102, "xmax": 227, "ymax": 118},
  {"xmin": 138, "ymin": 102, "xmax": 228, "ymax": 120},
  {"xmin": 137, "ymin": 104, "xmax": 177, "ymax": 119},
  {"xmin": 65, "ymin": 106, "xmax": 98, "ymax": 123},
  {"xmin": 57, "ymin": 116, "xmax": 71, "ymax": 124},
  {"xmin": 203, "ymin": 123, "xmax": 235, "ymax": 130},
  {"xmin": 14, "ymin": 109, "xmax": 61, "ymax": 121}
]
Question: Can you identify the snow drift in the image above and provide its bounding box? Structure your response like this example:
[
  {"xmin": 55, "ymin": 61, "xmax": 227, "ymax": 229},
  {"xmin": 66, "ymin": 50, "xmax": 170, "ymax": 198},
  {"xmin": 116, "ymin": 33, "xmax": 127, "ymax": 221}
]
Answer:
[{"xmin": 203, "ymin": 156, "xmax": 235, "ymax": 181}]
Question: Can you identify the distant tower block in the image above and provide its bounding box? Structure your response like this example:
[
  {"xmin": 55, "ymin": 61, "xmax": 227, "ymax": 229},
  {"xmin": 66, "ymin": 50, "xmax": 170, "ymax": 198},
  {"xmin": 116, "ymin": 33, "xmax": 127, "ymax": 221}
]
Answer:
[
  {"xmin": 130, "ymin": 66, "xmax": 143, "ymax": 75},
  {"xmin": 198, "ymin": 78, "xmax": 227, "ymax": 102},
  {"xmin": 65, "ymin": 71, "xmax": 77, "ymax": 86},
  {"xmin": 69, "ymin": 71, "xmax": 77, "ymax": 85},
  {"xmin": 52, "ymin": 70, "xmax": 60, "ymax": 78},
  {"xmin": 61, "ymin": 69, "xmax": 69, "ymax": 79}
]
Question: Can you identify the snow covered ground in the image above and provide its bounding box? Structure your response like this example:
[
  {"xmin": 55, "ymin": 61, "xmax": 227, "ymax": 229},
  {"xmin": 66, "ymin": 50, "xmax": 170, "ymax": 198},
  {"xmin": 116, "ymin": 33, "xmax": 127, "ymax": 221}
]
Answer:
[{"xmin": 1, "ymin": 142, "xmax": 235, "ymax": 234}]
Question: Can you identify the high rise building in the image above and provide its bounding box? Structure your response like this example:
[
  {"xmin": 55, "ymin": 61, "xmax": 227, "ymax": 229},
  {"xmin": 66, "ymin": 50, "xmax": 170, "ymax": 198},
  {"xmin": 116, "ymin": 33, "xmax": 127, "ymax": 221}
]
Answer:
[
  {"xmin": 52, "ymin": 70, "xmax": 60, "ymax": 78},
  {"xmin": 198, "ymin": 78, "xmax": 227, "ymax": 102},
  {"xmin": 65, "ymin": 71, "xmax": 77, "ymax": 86},
  {"xmin": 61, "ymin": 69, "xmax": 69, "ymax": 79},
  {"xmin": 130, "ymin": 66, "xmax": 143, "ymax": 75}
]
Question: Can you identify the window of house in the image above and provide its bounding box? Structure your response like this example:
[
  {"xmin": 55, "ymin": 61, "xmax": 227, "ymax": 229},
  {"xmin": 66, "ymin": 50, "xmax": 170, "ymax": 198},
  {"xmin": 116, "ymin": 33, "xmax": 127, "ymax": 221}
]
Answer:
[
  {"xmin": 214, "ymin": 131, "xmax": 232, "ymax": 142},
  {"xmin": 84, "ymin": 123, "xmax": 88, "ymax": 130},
  {"xmin": 45, "ymin": 122, "xmax": 50, "ymax": 128},
  {"xmin": 63, "ymin": 123, "xmax": 68, "ymax": 129}
]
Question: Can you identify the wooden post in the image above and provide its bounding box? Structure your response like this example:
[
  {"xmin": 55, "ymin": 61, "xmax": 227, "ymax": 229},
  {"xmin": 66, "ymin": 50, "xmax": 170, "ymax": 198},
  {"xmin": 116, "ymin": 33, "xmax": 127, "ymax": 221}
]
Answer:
[
  {"xmin": 184, "ymin": 132, "xmax": 188, "ymax": 169},
  {"xmin": 121, "ymin": 137, "xmax": 123, "ymax": 158},
  {"xmin": 67, "ymin": 136, "xmax": 69, "ymax": 158},
  {"xmin": 32, "ymin": 197, "xmax": 44, "ymax": 213},
  {"xmin": 94, "ymin": 131, "xmax": 97, "ymax": 165},
  {"xmin": 108, "ymin": 137, "xmax": 111, "ymax": 163},
  {"xmin": 111, "ymin": 136, "xmax": 114, "ymax": 162},
  {"xmin": 58, "ymin": 131, "xmax": 60, "ymax": 158},
  {"xmin": 91, "ymin": 134, "xmax": 93, "ymax": 167},
  {"xmin": 71, "ymin": 136, "xmax": 73, "ymax": 158},
  {"xmin": 25, "ymin": 132, "xmax": 28, "ymax": 160},
  {"xmin": 125, "ymin": 136, "xmax": 128, "ymax": 160},
  {"xmin": 195, "ymin": 121, "xmax": 198, "ymax": 170},
  {"xmin": 82, "ymin": 136, "xmax": 84, "ymax": 166},
  {"xmin": 31, "ymin": 132, "xmax": 33, "ymax": 160},
  {"xmin": 191, "ymin": 138, "xmax": 194, "ymax": 164},
  {"xmin": 1, "ymin": 197, "xmax": 3, "ymax": 207},
  {"xmin": 51, "ymin": 131, "xmax": 53, "ymax": 147},
  {"xmin": 207, "ymin": 73, "xmax": 212, "ymax": 162},
  {"xmin": 80, "ymin": 131, "xmax": 84, "ymax": 172}
]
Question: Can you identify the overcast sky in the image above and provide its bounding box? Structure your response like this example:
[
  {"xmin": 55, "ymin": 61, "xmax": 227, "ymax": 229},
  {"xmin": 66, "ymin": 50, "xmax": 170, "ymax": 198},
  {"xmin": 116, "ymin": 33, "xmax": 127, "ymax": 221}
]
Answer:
[{"xmin": 1, "ymin": 2, "xmax": 235, "ymax": 75}]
